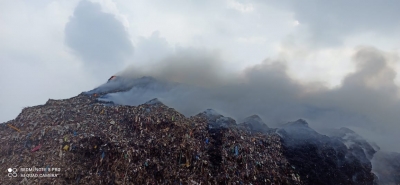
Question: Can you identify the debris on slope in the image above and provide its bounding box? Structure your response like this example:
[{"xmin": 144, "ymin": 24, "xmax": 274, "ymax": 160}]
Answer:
[
  {"xmin": 328, "ymin": 127, "xmax": 378, "ymax": 162},
  {"xmin": 277, "ymin": 119, "xmax": 376, "ymax": 185},
  {"xmin": 0, "ymin": 93, "xmax": 302, "ymax": 184}
]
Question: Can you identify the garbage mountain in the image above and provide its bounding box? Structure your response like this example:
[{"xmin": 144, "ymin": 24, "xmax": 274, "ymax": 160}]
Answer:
[{"xmin": 0, "ymin": 76, "xmax": 397, "ymax": 185}]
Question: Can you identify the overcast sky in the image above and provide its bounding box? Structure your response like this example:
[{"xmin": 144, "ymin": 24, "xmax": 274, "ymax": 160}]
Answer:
[{"xmin": 1, "ymin": 0, "xmax": 400, "ymax": 150}]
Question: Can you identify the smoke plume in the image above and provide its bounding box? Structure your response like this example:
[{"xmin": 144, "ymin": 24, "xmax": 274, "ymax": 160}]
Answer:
[{"xmin": 95, "ymin": 46, "xmax": 400, "ymax": 152}]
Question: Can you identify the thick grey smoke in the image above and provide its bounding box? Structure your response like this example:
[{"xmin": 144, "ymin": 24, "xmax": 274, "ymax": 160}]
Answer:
[
  {"xmin": 99, "ymin": 46, "xmax": 400, "ymax": 152},
  {"xmin": 371, "ymin": 151, "xmax": 400, "ymax": 184},
  {"xmin": 266, "ymin": 0, "xmax": 400, "ymax": 45},
  {"xmin": 65, "ymin": 0, "xmax": 133, "ymax": 77}
]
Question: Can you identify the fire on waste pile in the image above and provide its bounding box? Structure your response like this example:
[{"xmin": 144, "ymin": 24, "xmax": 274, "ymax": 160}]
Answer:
[{"xmin": 1, "ymin": 93, "xmax": 302, "ymax": 185}]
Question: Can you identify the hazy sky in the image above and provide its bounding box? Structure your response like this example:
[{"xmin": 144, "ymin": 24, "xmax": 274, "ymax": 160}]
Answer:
[{"xmin": 1, "ymin": 0, "xmax": 400, "ymax": 150}]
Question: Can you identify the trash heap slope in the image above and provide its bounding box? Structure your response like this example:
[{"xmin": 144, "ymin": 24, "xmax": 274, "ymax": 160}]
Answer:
[
  {"xmin": 1, "ymin": 93, "xmax": 302, "ymax": 185},
  {"xmin": 277, "ymin": 119, "xmax": 376, "ymax": 185}
]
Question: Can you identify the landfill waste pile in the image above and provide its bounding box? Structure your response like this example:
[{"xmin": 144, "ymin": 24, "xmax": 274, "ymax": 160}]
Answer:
[
  {"xmin": 0, "ymin": 76, "xmax": 392, "ymax": 184},
  {"xmin": 277, "ymin": 120, "xmax": 377, "ymax": 185},
  {"xmin": 1, "ymin": 93, "xmax": 301, "ymax": 184}
]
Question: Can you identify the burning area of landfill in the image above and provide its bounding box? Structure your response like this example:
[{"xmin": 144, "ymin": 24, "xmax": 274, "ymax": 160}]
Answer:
[{"xmin": 0, "ymin": 76, "xmax": 396, "ymax": 185}]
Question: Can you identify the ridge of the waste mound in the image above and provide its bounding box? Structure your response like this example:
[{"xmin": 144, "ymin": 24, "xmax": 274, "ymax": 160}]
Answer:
[
  {"xmin": 281, "ymin": 119, "xmax": 309, "ymax": 127},
  {"xmin": 243, "ymin": 115, "xmax": 263, "ymax": 123},
  {"xmin": 239, "ymin": 114, "xmax": 270, "ymax": 134},
  {"xmin": 277, "ymin": 119, "xmax": 320, "ymax": 143},
  {"xmin": 144, "ymin": 98, "xmax": 164, "ymax": 106},
  {"xmin": 327, "ymin": 127, "xmax": 378, "ymax": 162},
  {"xmin": 196, "ymin": 109, "xmax": 237, "ymax": 129}
]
